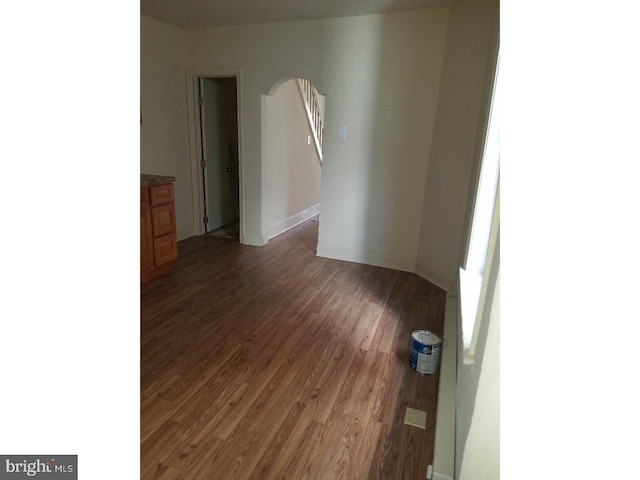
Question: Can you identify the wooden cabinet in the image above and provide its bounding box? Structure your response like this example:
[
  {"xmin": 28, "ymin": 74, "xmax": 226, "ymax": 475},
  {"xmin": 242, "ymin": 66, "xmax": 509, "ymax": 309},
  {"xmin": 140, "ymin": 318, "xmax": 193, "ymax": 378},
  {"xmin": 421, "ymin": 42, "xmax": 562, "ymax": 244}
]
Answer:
[
  {"xmin": 141, "ymin": 180, "xmax": 177, "ymax": 282},
  {"xmin": 140, "ymin": 201, "xmax": 154, "ymax": 277}
]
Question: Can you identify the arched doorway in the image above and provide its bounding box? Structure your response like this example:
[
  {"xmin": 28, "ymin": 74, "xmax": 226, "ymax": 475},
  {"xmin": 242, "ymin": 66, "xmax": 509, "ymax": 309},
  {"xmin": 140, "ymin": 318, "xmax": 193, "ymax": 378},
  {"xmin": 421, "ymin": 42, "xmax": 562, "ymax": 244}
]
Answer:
[{"xmin": 262, "ymin": 78, "xmax": 325, "ymax": 241}]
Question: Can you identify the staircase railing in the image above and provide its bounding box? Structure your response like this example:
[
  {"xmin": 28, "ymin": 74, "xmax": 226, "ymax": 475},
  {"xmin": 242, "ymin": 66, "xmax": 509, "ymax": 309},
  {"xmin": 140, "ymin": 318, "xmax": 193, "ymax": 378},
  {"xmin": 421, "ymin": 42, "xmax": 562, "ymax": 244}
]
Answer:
[{"xmin": 297, "ymin": 78, "xmax": 324, "ymax": 162}]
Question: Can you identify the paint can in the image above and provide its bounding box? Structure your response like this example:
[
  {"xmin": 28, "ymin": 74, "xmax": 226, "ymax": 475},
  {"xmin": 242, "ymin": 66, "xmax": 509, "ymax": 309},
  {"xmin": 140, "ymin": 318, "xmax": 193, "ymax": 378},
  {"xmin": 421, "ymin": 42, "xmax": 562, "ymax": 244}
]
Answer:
[{"xmin": 410, "ymin": 330, "xmax": 442, "ymax": 374}]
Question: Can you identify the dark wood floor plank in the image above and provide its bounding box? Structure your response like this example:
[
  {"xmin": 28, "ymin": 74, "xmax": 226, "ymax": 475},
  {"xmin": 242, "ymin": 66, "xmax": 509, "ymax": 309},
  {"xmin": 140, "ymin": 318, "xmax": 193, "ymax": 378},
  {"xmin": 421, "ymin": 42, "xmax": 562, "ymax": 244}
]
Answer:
[
  {"xmin": 249, "ymin": 401, "xmax": 317, "ymax": 480},
  {"xmin": 141, "ymin": 218, "xmax": 446, "ymax": 479}
]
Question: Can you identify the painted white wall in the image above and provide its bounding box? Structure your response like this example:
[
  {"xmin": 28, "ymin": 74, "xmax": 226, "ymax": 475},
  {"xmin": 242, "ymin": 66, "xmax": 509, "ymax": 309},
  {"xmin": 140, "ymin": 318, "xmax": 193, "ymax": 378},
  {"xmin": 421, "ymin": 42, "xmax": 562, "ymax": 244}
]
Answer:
[
  {"xmin": 263, "ymin": 79, "xmax": 321, "ymax": 239},
  {"xmin": 456, "ymin": 256, "xmax": 500, "ymax": 480},
  {"xmin": 416, "ymin": 0, "xmax": 499, "ymax": 288},
  {"xmin": 454, "ymin": 178, "xmax": 500, "ymax": 478},
  {"xmin": 140, "ymin": 15, "xmax": 193, "ymax": 240},
  {"xmin": 184, "ymin": 9, "xmax": 449, "ymax": 258},
  {"xmin": 316, "ymin": 12, "xmax": 448, "ymax": 270},
  {"xmin": 425, "ymin": 3, "xmax": 499, "ymax": 477},
  {"xmin": 185, "ymin": 20, "xmax": 323, "ymax": 245}
]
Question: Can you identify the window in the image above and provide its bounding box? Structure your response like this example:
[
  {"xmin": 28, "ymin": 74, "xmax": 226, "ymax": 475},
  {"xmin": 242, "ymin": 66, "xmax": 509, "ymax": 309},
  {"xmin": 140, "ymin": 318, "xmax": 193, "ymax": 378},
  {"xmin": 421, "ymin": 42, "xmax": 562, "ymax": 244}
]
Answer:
[{"xmin": 459, "ymin": 59, "xmax": 500, "ymax": 362}]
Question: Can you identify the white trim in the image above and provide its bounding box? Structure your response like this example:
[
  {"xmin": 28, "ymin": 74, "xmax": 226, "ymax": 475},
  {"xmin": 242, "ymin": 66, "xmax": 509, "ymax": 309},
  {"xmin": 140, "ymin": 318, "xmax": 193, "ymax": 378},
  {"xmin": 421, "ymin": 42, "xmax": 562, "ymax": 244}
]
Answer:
[
  {"xmin": 432, "ymin": 473, "xmax": 454, "ymax": 480},
  {"xmin": 265, "ymin": 205, "xmax": 320, "ymax": 241},
  {"xmin": 464, "ymin": 183, "xmax": 499, "ymax": 365},
  {"xmin": 431, "ymin": 292, "xmax": 458, "ymax": 480},
  {"xmin": 242, "ymin": 233, "xmax": 266, "ymax": 247},
  {"xmin": 316, "ymin": 245, "xmax": 416, "ymax": 273},
  {"xmin": 415, "ymin": 263, "xmax": 454, "ymax": 291},
  {"xmin": 459, "ymin": 267, "xmax": 482, "ymax": 351},
  {"xmin": 185, "ymin": 68, "xmax": 245, "ymax": 242}
]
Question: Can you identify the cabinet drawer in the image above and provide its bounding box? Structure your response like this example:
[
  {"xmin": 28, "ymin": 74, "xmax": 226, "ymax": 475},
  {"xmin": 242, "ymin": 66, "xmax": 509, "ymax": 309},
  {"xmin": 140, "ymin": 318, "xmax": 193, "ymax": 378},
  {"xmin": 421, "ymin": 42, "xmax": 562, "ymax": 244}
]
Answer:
[
  {"xmin": 151, "ymin": 204, "xmax": 176, "ymax": 237},
  {"xmin": 141, "ymin": 187, "xmax": 151, "ymax": 207},
  {"xmin": 150, "ymin": 183, "xmax": 174, "ymax": 206},
  {"xmin": 154, "ymin": 233, "xmax": 177, "ymax": 266}
]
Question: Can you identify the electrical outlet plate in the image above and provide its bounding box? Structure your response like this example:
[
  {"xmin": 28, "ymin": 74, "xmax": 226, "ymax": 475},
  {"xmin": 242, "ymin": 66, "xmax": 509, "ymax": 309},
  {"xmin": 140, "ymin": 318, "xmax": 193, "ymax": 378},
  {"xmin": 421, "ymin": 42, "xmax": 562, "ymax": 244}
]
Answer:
[{"xmin": 404, "ymin": 407, "xmax": 427, "ymax": 429}]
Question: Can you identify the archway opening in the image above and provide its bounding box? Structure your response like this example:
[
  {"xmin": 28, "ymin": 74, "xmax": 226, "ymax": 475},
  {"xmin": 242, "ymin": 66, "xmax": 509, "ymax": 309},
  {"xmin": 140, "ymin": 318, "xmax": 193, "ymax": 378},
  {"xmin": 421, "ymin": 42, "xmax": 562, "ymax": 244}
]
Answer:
[{"xmin": 262, "ymin": 78, "xmax": 325, "ymax": 242}]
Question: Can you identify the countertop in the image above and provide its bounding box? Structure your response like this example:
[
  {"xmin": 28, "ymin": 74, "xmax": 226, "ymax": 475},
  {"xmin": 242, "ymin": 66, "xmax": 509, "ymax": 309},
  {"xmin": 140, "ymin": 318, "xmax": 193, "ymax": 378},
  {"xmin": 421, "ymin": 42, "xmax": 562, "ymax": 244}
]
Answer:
[{"xmin": 141, "ymin": 173, "xmax": 176, "ymax": 187}]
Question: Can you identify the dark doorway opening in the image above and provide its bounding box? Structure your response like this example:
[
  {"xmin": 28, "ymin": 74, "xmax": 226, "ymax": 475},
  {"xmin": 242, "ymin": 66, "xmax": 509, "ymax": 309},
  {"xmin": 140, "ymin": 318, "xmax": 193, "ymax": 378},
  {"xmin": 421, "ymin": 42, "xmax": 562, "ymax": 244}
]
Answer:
[{"xmin": 197, "ymin": 77, "xmax": 240, "ymax": 240}]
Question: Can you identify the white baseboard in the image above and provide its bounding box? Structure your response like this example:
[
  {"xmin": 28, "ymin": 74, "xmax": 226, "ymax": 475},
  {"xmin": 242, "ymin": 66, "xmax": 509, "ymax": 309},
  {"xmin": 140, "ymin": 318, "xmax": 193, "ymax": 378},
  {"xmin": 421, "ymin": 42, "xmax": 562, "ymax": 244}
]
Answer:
[
  {"xmin": 242, "ymin": 233, "xmax": 266, "ymax": 246},
  {"xmin": 316, "ymin": 244, "xmax": 416, "ymax": 272},
  {"xmin": 415, "ymin": 263, "xmax": 453, "ymax": 291},
  {"xmin": 429, "ymin": 292, "xmax": 458, "ymax": 480},
  {"xmin": 427, "ymin": 464, "xmax": 454, "ymax": 480},
  {"xmin": 265, "ymin": 204, "xmax": 320, "ymax": 241},
  {"xmin": 432, "ymin": 473, "xmax": 454, "ymax": 480}
]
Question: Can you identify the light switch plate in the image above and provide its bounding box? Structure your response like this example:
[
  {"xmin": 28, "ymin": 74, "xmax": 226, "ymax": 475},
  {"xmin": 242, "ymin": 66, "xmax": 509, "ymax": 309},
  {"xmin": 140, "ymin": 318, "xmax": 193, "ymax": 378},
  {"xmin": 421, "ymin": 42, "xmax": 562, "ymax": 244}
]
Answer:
[{"xmin": 404, "ymin": 407, "xmax": 427, "ymax": 429}]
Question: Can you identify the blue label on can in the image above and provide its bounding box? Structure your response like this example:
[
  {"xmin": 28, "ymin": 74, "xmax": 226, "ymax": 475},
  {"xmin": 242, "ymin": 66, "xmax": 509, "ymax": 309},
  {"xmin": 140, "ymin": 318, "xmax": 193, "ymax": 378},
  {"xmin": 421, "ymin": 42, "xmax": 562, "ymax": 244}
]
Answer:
[{"xmin": 409, "ymin": 331, "xmax": 441, "ymax": 374}]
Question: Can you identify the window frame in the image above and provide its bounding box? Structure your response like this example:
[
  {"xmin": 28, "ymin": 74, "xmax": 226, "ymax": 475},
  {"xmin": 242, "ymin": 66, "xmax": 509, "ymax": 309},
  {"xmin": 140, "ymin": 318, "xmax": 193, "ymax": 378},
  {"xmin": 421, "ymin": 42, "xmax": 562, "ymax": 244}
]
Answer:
[{"xmin": 459, "ymin": 57, "xmax": 500, "ymax": 364}]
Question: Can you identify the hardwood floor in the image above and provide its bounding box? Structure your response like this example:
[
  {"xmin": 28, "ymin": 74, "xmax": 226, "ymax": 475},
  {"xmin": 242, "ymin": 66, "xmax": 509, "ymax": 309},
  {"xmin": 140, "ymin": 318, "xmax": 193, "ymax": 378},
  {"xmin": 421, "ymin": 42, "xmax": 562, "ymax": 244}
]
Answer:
[{"xmin": 141, "ymin": 219, "xmax": 447, "ymax": 480}]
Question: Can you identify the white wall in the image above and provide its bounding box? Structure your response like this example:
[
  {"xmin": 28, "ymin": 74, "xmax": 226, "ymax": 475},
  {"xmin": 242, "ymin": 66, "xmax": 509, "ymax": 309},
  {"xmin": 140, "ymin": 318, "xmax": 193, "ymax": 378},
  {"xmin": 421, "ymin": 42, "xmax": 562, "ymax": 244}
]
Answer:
[
  {"xmin": 263, "ymin": 79, "xmax": 322, "ymax": 239},
  {"xmin": 316, "ymin": 12, "xmax": 448, "ymax": 270},
  {"xmin": 424, "ymin": 3, "xmax": 499, "ymax": 478},
  {"xmin": 140, "ymin": 15, "xmax": 193, "ymax": 240},
  {"xmin": 416, "ymin": 0, "xmax": 499, "ymax": 289},
  {"xmin": 184, "ymin": 9, "xmax": 449, "ymax": 258},
  {"xmin": 431, "ymin": 230, "xmax": 499, "ymax": 480},
  {"xmin": 455, "ymin": 225, "xmax": 500, "ymax": 479},
  {"xmin": 458, "ymin": 267, "xmax": 500, "ymax": 480}
]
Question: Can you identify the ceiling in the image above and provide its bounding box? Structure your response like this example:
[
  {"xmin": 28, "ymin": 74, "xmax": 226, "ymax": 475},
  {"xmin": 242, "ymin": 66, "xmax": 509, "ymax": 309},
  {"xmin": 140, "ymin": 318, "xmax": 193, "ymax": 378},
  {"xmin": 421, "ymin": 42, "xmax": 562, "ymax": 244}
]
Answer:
[{"xmin": 141, "ymin": 0, "xmax": 453, "ymax": 29}]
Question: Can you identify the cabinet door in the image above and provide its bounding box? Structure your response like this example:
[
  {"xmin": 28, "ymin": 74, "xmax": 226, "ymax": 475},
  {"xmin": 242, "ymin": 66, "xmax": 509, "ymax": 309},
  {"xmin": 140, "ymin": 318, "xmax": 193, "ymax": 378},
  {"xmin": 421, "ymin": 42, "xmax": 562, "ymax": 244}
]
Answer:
[
  {"xmin": 154, "ymin": 233, "xmax": 177, "ymax": 266},
  {"xmin": 151, "ymin": 204, "xmax": 176, "ymax": 237},
  {"xmin": 141, "ymin": 207, "xmax": 154, "ymax": 275}
]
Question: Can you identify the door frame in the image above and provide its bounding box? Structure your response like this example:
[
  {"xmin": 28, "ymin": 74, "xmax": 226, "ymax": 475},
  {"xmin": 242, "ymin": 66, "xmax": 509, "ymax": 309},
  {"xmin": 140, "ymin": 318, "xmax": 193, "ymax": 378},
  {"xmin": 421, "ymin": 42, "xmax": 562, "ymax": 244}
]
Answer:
[{"xmin": 185, "ymin": 68, "xmax": 244, "ymax": 241}]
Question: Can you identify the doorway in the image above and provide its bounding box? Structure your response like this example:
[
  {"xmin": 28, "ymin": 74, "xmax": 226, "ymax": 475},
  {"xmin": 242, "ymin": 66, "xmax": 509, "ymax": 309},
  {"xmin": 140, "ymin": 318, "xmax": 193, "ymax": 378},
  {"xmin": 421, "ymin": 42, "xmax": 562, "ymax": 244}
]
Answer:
[
  {"xmin": 262, "ymin": 78, "xmax": 324, "ymax": 242},
  {"xmin": 197, "ymin": 77, "xmax": 240, "ymax": 240}
]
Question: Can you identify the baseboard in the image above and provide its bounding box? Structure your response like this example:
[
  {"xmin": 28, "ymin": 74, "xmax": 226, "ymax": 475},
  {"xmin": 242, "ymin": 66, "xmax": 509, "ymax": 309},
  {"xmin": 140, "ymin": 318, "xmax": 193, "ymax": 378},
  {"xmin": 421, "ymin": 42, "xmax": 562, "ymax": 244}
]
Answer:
[
  {"xmin": 242, "ymin": 234, "xmax": 266, "ymax": 246},
  {"xmin": 316, "ymin": 244, "xmax": 416, "ymax": 272},
  {"xmin": 432, "ymin": 473, "xmax": 454, "ymax": 480},
  {"xmin": 415, "ymin": 263, "xmax": 454, "ymax": 291},
  {"xmin": 265, "ymin": 204, "xmax": 320, "ymax": 241},
  {"xmin": 430, "ymin": 292, "xmax": 458, "ymax": 480}
]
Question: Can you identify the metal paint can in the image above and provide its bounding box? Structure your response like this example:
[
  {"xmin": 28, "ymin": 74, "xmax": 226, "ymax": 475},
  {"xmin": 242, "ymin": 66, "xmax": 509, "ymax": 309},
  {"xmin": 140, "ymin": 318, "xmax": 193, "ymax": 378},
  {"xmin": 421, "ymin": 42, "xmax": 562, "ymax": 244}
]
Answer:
[{"xmin": 409, "ymin": 330, "xmax": 442, "ymax": 374}]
